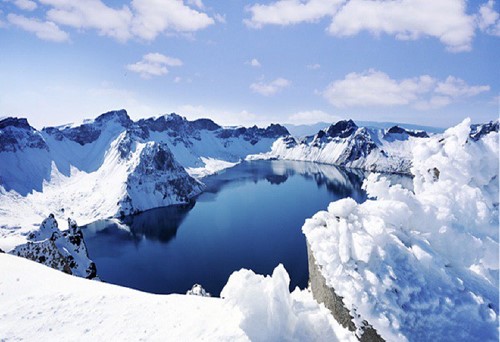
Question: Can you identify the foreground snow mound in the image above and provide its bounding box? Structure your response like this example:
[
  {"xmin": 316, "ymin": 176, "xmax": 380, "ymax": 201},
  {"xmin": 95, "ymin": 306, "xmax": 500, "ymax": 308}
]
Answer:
[
  {"xmin": 303, "ymin": 119, "xmax": 499, "ymax": 341},
  {"xmin": 10, "ymin": 215, "xmax": 96, "ymax": 279},
  {"xmin": 0, "ymin": 255, "xmax": 355, "ymax": 341},
  {"xmin": 251, "ymin": 120, "xmax": 429, "ymax": 174},
  {"xmin": 221, "ymin": 264, "xmax": 356, "ymax": 342},
  {"xmin": 0, "ymin": 253, "xmax": 247, "ymax": 341}
]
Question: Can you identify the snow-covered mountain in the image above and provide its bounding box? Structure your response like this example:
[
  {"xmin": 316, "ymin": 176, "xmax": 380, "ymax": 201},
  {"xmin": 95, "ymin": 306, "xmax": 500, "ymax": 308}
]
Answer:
[
  {"xmin": 0, "ymin": 110, "xmax": 288, "ymax": 216},
  {"xmin": 0, "ymin": 110, "xmax": 289, "ymax": 255},
  {"xmin": 284, "ymin": 120, "xmax": 443, "ymax": 137},
  {"xmin": 253, "ymin": 119, "xmax": 431, "ymax": 174}
]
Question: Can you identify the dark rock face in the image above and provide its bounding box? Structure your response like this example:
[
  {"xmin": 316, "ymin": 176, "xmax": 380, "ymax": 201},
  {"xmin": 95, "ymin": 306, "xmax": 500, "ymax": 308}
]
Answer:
[
  {"xmin": 386, "ymin": 126, "xmax": 429, "ymax": 139},
  {"xmin": 326, "ymin": 120, "xmax": 358, "ymax": 139},
  {"xmin": 307, "ymin": 241, "xmax": 384, "ymax": 342},
  {"xmin": 343, "ymin": 129, "xmax": 377, "ymax": 163},
  {"xmin": 95, "ymin": 109, "xmax": 132, "ymax": 127},
  {"xmin": 469, "ymin": 121, "xmax": 499, "ymax": 141},
  {"xmin": 192, "ymin": 118, "xmax": 221, "ymax": 131},
  {"xmin": 123, "ymin": 142, "xmax": 204, "ymax": 215},
  {"xmin": 43, "ymin": 109, "xmax": 132, "ymax": 146},
  {"xmin": 0, "ymin": 117, "xmax": 32, "ymax": 130},
  {"xmin": 10, "ymin": 215, "xmax": 97, "ymax": 279},
  {"xmin": 0, "ymin": 117, "xmax": 48, "ymax": 152}
]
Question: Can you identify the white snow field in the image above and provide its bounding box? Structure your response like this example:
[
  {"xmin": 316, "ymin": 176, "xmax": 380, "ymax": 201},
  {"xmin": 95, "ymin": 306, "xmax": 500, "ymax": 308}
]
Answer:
[
  {"xmin": 0, "ymin": 253, "xmax": 356, "ymax": 341},
  {"xmin": 303, "ymin": 119, "xmax": 499, "ymax": 341}
]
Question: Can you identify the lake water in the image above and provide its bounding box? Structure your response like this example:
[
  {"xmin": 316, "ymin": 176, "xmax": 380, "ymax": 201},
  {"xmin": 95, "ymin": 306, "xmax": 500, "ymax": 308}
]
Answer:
[{"xmin": 83, "ymin": 160, "xmax": 368, "ymax": 296}]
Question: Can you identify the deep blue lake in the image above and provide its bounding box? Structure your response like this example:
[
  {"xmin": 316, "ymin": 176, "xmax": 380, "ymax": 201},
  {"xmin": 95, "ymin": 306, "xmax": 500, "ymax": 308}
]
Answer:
[{"xmin": 83, "ymin": 160, "xmax": 369, "ymax": 296}]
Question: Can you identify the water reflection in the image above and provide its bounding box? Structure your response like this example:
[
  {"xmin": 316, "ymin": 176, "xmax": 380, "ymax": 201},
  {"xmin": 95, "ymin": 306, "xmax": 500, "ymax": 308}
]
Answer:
[{"xmin": 82, "ymin": 160, "xmax": 404, "ymax": 296}]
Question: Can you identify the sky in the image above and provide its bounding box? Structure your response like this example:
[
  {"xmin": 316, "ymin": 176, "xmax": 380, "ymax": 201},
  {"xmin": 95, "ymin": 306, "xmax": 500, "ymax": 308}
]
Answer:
[{"xmin": 0, "ymin": 0, "xmax": 499, "ymax": 129}]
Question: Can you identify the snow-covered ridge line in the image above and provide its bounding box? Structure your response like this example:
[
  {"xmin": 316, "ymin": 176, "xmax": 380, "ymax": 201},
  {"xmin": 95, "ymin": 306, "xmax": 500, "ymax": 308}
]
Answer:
[
  {"xmin": 250, "ymin": 119, "xmax": 432, "ymax": 174},
  {"xmin": 303, "ymin": 119, "xmax": 499, "ymax": 341},
  {"xmin": 0, "ymin": 109, "xmax": 288, "ymax": 253}
]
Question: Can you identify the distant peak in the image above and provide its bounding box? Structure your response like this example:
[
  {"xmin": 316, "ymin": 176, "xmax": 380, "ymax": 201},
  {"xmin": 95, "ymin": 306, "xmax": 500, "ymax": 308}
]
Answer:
[
  {"xmin": 325, "ymin": 119, "xmax": 358, "ymax": 138},
  {"xmin": 95, "ymin": 109, "xmax": 132, "ymax": 126},
  {"xmin": 164, "ymin": 113, "xmax": 185, "ymax": 121},
  {"xmin": 0, "ymin": 117, "xmax": 33, "ymax": 130},
  {"xmin": 386, "ymin": 125, "xmax": 429, "ymax": 138}
]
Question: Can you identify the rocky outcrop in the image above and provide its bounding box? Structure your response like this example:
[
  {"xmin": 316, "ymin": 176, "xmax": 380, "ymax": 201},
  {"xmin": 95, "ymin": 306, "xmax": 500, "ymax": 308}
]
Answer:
[
  {"xmin": 186, "ymin": 284, "xmax": 211, "ymax": 297},
  {"xmin": 469, "ymin": 120, "xmax": 499, "ymax": 141},
  {"xmin": 43, "ymin": 109, "xmax": 132, "ymax": 146},
  {"xmin": 119, "ymin": 141, "xmax": 204, "ymax": 216},
  {"xmin": 307, "ymin": 242, "xmax": 383, "ymax": 342},
  {"xmin": 10, "ymin": 214, "xmax": 97, "ymax": 279},
  {"xmin": 0, "ymin": 117, "xmax": 48, "ymax": 152}
]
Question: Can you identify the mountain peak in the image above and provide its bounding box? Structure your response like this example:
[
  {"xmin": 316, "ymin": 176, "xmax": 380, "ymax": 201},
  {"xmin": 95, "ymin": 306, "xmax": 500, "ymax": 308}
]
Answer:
[
  {"xmin": 325, "ymin": 119, "xmax": 358, "ymax": 138},
  {"xmin": 0, "ymin": 117, "xmax": 33, "ymax": 130},
  {"xmin": 95, "ymin": 109, "xmax": 132, "ymax": 127}
]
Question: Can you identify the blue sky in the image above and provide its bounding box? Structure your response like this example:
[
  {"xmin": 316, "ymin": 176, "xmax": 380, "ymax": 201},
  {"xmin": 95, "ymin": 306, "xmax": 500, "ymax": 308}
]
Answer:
[{"xmin": 0, "ymin": 0, "xmax": 499, "ymax": 129}]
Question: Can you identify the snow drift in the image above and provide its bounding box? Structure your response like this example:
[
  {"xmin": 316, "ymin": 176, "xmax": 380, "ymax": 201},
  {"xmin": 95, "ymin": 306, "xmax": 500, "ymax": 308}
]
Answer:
[
  {"xmin": 0, "ymin": 253, "xmax": 356, "ymax": 341},
  {"xmin": 303, "ymin": 119, "xmax": 499, "ymax": 341}
]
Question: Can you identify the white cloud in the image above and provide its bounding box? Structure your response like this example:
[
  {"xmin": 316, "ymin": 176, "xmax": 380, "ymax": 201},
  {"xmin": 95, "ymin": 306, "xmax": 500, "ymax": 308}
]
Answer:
[
  {"xmin": 245, "ymin": 0, "xmax": 342, "ymax": 28},
  {"xmin": 186, "ymin": 0, "xmax": 205, "ymax": 10},
  {"xmin": 12, "ymin": 0, "xmax": 37, "ymax": 11},
  {"xmin": 328, "ymin": 0, "xmax": 475, "ymax": 52},
  {"xmin": 246, "ymin": 0, "xmax": 476, "ymax": 52},
  {"xmin": 477, "ymin": 0, "xmax": 500, "ymax": 36},
  {"xmin": 435, "ymin": 76, "xmax": 490, "ymax": 97},
  {"xmin": 250, "ymin": 78, "xmax": 290, "ymax": 96},
  {"xmin": 177, "ymin": 104, "xmax": 270, "ymax": 127},
  {"xmin": 287, "ymin": 110, "xmax": 341, "ymax": 125},
  {"xmin": 247, "ymin": 58, "xmax": 261, "ymax": 67},
  {"xmin": 307, "ymin": 63, "xmax": 321, "ymax": 70},
  {"xmin": 130, "ymin": 0, "xmax": 214, "ymax": 40},
  {"xmin": 323, "ymin": 69, "xmax": 489, "ymax": 110},
  {"xmin": 127, "ymin": 53, "xmax": 183, "ymax": 79},
  {"xmin": 7, "ymin": 13, "xmax": 69, "ymax": 42},
  {"xmin": 42, "ymin": 0, "xmax": 133, "ymax": 42},
  {"xmin": 24, "ymin": 0, "xmax": 215, "ymax": 43}
]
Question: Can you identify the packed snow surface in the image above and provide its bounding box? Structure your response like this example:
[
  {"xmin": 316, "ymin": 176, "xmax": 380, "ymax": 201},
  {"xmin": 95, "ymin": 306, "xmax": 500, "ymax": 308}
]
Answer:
[
  {"xmin": 0, "ymin": 253, "xmax": 355, "ymax": 341},
  {"xmin": 303, "ymin": 119, "xmax": 499, "ymax": 341}
]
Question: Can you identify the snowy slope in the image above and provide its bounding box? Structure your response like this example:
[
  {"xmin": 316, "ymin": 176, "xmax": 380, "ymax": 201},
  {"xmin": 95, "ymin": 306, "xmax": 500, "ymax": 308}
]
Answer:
[
  {"xmin": 0, "ymin": 110, "xmax": 288, "ymax": 251},
  {"xmin": 253, "ymin": 120, "xmax": 430, "ymax": 174},
  {"xmin": 0, "ymin": 253, "xmax": 356, "ymax": 341},
  {"xmin": 303, "ymin": 119, "xmax": 499, "ymax": 340}
]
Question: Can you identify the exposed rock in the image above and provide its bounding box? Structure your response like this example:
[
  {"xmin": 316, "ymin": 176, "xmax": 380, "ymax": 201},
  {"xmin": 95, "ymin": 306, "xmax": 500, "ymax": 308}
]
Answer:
[
  {"xmin": 10, "ymin": 215, "xmax": 97, "ymax": 279},
  {"xmin": 43, "ymin": 109, "xmax": 132, "ymax": 146},
  {"xmin": 186, "ymin": 284, "xmax": 211, "ymax": 297},
  {"xmin": 307, "ymin": 241, "xmax": 383, "ymax": 342},
  {"xmin": 326, "ymin": 120, "xmax": 358, "ymax": 139},
  {"xmin": 0, "ymin": 117, "xmax": 48, "ymax": 152},
  {"xmin": 0, "ymin": 117, "xmax": 32, "ymax": 130},
  {"xmin": 122, "ymin": 142, "xmax": 204, "ymax": 216},
  {"xmin": 385, "ymin": 126, "xmax": 429, "ymax": 139},
  {"xmin": 469, "ymin": 120, "xmax": 499, "ymax": 141}
]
